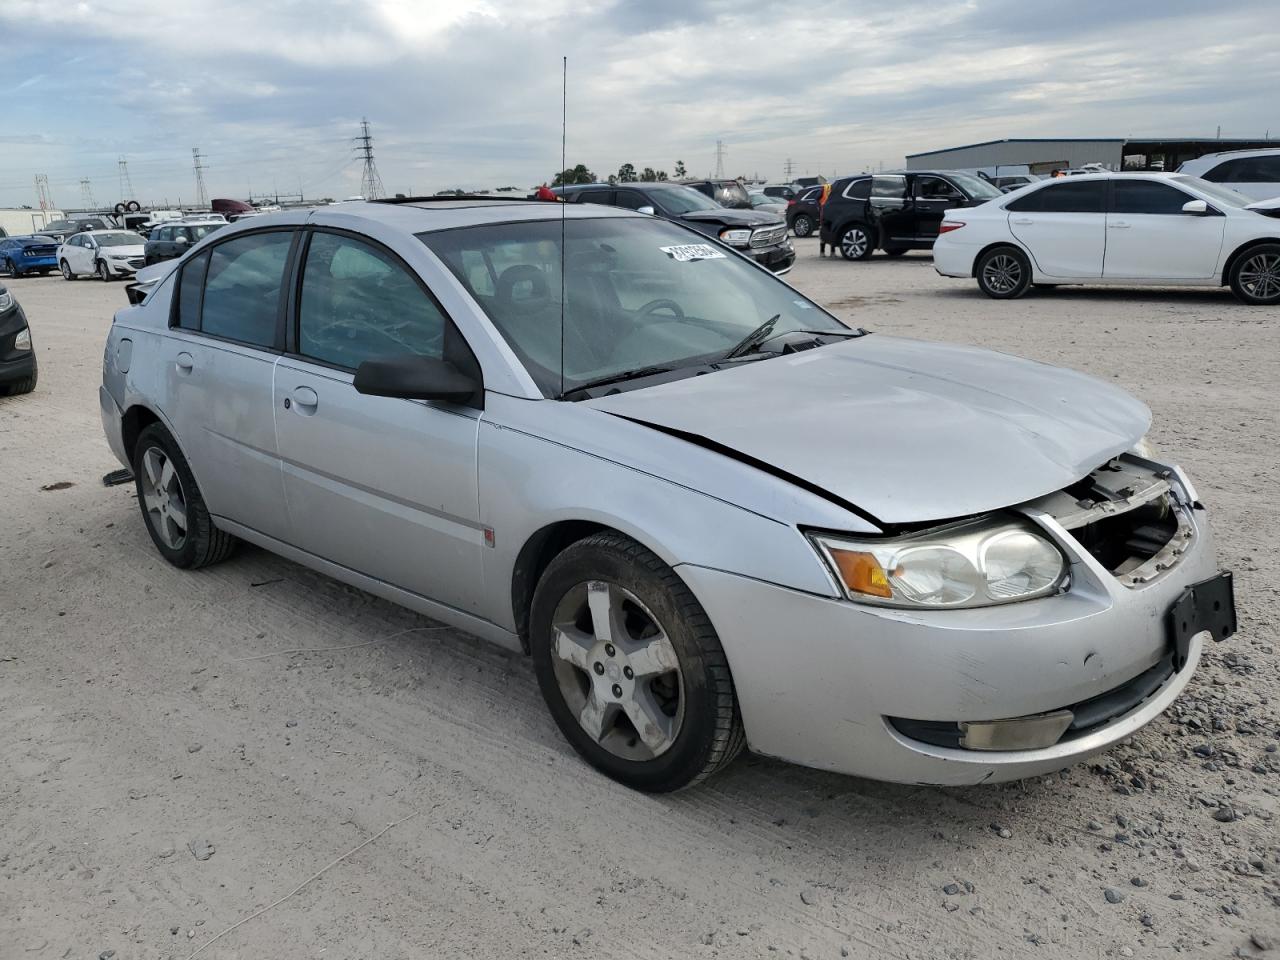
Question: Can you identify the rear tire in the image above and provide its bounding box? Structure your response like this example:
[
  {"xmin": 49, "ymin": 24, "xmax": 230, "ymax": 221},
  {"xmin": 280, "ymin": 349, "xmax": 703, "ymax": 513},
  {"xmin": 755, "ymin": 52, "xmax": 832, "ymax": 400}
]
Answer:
[
  {"xmin": 2, "ymin": 355, "xmax": 37, "ymax": 396},
  {"xmin": 530, "ymin": 532, "xmax": 745, "ymax": 792},
  {"xmin": 791, "ymin": 214, "xmax": 814, "ymax": 237},
  {"xmin": 132, "ymin": 423, "xmax": 237, "ymax": 569},
  {"xmin": 1229, "ymin": 243, "xmax": 1280, "ymax": 305},
  {"xmin": 975, "ymin": 246, "xmax": 1032, "ymax": 299},
  {"xmin": 838, "ymin": 223, "xmax": 874, "ymax": 261},
  {"xmin": 2, "ymin": 258, "xmax": 17, "ymax": 277},
  {"xmin": 60, "ymin": 260, "xmax": 75, "ymax": 281}
]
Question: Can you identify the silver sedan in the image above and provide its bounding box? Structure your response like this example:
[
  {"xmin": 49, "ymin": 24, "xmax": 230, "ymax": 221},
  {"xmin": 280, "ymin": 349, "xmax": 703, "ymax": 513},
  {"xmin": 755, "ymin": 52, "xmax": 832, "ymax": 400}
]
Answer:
[{"xmin": 100, "ymin": 199, "xmax": 1235, "ymax": 791}]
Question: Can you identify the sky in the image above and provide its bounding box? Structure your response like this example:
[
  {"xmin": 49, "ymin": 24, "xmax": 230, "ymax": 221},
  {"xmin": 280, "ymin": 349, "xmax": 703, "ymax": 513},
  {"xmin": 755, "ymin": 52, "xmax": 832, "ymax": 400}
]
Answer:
[{"xmin": 1, "ymin": 0, "xmax": 1278, "ymax": 209}]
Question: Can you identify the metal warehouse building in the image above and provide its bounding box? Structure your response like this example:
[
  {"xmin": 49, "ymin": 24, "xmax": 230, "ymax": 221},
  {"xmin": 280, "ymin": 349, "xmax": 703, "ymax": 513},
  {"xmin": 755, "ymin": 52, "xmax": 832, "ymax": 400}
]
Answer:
[{"xmin": 905, "ymin": 137, "xmax": 1280, "ymax": 175}]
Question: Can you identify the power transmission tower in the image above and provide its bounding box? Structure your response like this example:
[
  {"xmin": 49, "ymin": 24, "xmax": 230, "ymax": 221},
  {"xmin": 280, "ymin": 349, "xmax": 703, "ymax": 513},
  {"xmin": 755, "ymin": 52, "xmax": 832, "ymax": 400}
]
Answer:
[
  {"xmin": 714, "ymin": 140, "xmax": 726, "ymax": 179},
  {"xmin": 34, "ymin": 175, "xmax": 55, "ymax": 210},
  {"xmin": 118, "ymin": 157, "xmax": 136, "ymax": 202},
  {"xmin": 355, "ymin": 118, "xmax": 385, "ymax": 199},
  {"xmin": 783, "ymin": 158, "xmax": 796, "ymax": 181},
  {"xmin": 80, "ymin": 178, "xmax": 98, "ymax": 210},
  {"xmin": 192, "ymin": 147, "xmax": 209, "ymax": 207}
]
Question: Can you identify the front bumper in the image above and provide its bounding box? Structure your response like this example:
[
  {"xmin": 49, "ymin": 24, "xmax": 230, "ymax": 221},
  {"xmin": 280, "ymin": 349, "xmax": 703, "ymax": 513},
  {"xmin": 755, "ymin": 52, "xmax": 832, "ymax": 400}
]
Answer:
[
  {"xmin": 104, "ymin": 258, "xmax": 143, "ymax": 277},
  {"xmin": 678, "ymin": 497, "xmax": 1222, "ymax": 785},
  {"xmin": 747, "ymin": 241, "xmax": 796, "ymax": 274},
  {"xmin": 0, "ymin": 304, "xmax": 34, "ymax": 385}
]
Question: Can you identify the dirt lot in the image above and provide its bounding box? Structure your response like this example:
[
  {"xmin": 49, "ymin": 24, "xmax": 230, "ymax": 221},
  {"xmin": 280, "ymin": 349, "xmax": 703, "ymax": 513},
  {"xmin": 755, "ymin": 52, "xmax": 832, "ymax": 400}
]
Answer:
[{"xmin": 2, "ymin": 239, "xmax": 1278, "ymax": 959}]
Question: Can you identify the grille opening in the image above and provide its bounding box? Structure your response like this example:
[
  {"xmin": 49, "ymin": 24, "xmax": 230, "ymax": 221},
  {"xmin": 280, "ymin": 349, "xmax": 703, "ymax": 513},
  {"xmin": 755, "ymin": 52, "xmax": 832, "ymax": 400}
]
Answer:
[{"xmin": 1071, "ymin": 497, "xmax": 1178, "ymax": 576}]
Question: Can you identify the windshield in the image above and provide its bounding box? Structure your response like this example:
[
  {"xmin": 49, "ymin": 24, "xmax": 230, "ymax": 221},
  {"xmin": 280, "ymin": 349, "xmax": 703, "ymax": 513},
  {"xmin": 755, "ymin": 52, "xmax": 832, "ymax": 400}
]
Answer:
[
  {"xmin": 95, "ymin": 232, "xmax": 145, "ymax": 247},
  {"xmin": 946, "ymin": 173, "xmax": 1005, "ymax": 201},
  {"xmin": 420, "ymin": 217, "xmax": 849, "ymax": 397},
  {"xmin": 652, "ymin": 185, "xmax": 719, "ymax": 214},
  {"xmin": 1175, "ymin": 176, "xmax": 1249, "ymax": 208}
]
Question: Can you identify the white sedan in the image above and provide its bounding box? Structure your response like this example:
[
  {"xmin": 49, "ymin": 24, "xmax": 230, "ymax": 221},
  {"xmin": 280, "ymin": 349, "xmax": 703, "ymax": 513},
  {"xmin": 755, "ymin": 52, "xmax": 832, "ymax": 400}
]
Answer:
[
  {"xmin": 57, "ymin": 230, "xmax": 148, "ymax": 282},
  {"xmin": 933, "ymin": 173, "xmax": 1280, "ymax": 305}
]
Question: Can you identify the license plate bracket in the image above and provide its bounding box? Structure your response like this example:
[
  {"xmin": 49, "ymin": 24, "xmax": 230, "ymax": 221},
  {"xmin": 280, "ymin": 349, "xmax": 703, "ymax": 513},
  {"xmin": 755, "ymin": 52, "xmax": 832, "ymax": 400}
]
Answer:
[{"xmin": 1168, "ymin": 571, "xmax": 1236, "ymax": 670}]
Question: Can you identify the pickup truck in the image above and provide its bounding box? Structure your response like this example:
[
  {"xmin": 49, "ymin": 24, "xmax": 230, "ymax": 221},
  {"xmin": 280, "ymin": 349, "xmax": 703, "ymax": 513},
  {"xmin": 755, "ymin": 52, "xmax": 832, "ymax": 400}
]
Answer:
[{"xmin": 819, "ymin": 170, "xmax": 1004, "ymax": 260}]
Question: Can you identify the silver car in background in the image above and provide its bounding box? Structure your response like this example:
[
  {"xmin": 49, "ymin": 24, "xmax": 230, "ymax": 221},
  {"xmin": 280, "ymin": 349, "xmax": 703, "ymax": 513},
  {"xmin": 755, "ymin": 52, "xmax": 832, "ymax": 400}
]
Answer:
[{"xmin": 99, "ymin": 199, "xmax": 1235, "ymax": 792}]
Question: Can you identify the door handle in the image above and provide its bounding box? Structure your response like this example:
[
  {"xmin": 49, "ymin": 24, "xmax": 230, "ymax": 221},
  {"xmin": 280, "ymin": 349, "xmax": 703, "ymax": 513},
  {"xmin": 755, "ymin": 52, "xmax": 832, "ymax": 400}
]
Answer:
[
  {"xmin": 175, "ymin": 351, "xmax": 194, "ymax": 372},
  {"xmin": 1012, "ymin": 218, "xmax": 1034, "ymax": 226},
  {"xmin": 1108, "ymin": 222, "xmax": 1132, "ymax": 229},
  {"xmin": 290, "ymin": 386, "xmax": 319, "ymax": 414}
]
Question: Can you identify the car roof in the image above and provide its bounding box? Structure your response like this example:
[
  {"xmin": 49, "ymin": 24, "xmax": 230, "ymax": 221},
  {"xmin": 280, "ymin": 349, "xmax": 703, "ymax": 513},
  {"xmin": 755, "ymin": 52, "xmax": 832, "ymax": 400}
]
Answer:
[
  {"xmin": 1183, "ymin": 148, "xmax": 1280, "ymax": 164},
  {"xmin": 247, "ymin": 197, "xmax": 644, "ymax": 234}
]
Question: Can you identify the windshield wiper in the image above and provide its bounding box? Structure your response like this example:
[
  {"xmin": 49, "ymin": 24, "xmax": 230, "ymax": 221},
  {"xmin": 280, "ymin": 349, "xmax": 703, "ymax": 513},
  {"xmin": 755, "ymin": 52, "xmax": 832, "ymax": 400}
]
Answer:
[
  {"xmin": 561, "ymin": 365, "xmax": 673, "ymax": 399},
  {"xmin": 722, "ymin": 314, "xmax": 780, "ymax": 360}
]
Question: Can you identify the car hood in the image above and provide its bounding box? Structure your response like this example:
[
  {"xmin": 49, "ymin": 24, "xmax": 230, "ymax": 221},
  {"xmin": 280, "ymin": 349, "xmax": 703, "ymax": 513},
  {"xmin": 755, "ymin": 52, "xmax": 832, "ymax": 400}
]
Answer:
[
  {"xmin": 679, "ymin": 208, "xmax": 781, "ymax": 227},
  {"xmin": 587, "ymin": 335, "xmax": 1150, "ymax": 526}
]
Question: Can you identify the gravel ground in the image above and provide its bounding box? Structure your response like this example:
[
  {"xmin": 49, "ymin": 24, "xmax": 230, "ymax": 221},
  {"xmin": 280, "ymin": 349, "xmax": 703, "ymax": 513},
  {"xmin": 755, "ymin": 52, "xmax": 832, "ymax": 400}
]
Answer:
[{"xmin": 2, "ymin": 238, "xmax": 1277, "ymax": 959}]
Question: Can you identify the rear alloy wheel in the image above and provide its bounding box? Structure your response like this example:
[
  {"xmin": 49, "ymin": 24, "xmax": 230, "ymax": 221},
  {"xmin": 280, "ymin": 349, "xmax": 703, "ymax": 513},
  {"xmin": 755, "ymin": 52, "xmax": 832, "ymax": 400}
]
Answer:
[
  {"xmin": 531, "ymin": 532, "xmax": 745, "ymax": 792},
  {"xmin": 791, "ymin": 214, "xmax": 814, "ymax": 237},
  {"xmin": 60, "ymin": 260, "xmax": 75, "ymax": 281},
  {"xmin": 2, "ymin": 258, "xmax": 17, "ymax": 277},
  {"xmin": 976, "ymin": 246, "xmax": 1032, "ymax": 299},
  {"xmin": 838, "ymin": 223, "xmax": 874, "ymax": 261},
  {"xmin": 98, "ymin": 260, "xmax": 112, "ymax": 282},
  {"xmin": 1229, "ymin": 244, "xmax": 1280, "ymax": 305}
]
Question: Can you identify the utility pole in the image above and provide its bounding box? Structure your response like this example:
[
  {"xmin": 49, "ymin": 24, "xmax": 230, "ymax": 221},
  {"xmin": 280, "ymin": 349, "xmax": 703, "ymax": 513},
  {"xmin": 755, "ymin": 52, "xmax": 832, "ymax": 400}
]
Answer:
[
  {"xmin": 355, "ymin": 118, "xmax": 385, "ymax": 200},
  {"xmin": 118, "ymin": 157, "xmax": 136, "ymax": 202},
  {"xmin": 714, "ymin": 140, "xmax": 726, "ymax": 179},
  {"xmin": 192, "ymin": 147, "xmax": 209, "ymax": 207},
  {"xmin": 34, "ymin": 175, "xmax": 55, "ymax": 211},
  {"xmin": 80, "ymin": 178, "xmax": 97, "ymax": 211},
  {"xmin": 783, "ymin": 158, "xmax": 796, "ymax": 181}
]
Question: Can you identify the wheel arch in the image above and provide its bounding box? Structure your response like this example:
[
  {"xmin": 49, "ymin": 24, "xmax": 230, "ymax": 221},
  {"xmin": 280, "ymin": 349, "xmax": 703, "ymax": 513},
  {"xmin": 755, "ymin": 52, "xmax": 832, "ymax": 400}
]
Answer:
[
  {"xmin": 1221, "ymin": 237, "xmax": 1280, "ymax": 286},
  {"xmin": 120, "ymin": 403, "xmax": 166, "ymax": 465},
  {"xmin": 971, "ymin": 239, "xmax": 1032, "ymax": 278}
]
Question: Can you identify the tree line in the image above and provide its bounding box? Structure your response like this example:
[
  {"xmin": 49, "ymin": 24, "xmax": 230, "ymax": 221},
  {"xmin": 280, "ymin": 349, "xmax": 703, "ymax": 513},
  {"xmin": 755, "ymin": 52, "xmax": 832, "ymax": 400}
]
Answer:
[{"xmin": 551, "ymin": 160, "xmax": 689, "ymax": 187}]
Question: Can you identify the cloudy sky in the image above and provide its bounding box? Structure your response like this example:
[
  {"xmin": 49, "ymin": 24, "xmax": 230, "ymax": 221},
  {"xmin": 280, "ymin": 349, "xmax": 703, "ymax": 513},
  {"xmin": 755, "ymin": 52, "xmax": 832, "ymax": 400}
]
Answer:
[{"xmin": 1, "ymin": 0, "xmax": 1277, "ymax": 209}]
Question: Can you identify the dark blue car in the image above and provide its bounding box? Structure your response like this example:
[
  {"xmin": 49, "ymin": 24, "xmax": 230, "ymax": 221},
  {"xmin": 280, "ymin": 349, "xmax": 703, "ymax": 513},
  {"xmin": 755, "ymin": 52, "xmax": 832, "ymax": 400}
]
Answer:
[{"xmin": 0, "ymin": 234, "xmax": 60, "ymax": 277}]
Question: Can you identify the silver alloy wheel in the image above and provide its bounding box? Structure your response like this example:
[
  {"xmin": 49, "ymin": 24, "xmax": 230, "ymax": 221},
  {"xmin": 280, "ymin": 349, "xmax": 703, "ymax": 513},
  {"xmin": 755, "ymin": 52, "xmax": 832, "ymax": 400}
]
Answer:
[
  {"xmin": 1238, "ymin": 252, "xmax": 1280, "ymax": 301},
  {"xmin": 793, "ymin": 215, "xmax": 813, "ymax": 237},
  {"xmin": 140, "ymin": 446, "xmax": 188, "ymax": 550},
  {"xmin": 61, "ymin": 261, "xmax": 73, "ymax": 280},
  {"xmin": 841, "ymin": 228, "xmax": 868, "ymax": 258},
  {"xmin": 98, "ymin": 261, "xmax": 110, "ymax": 281},
  {"xmin": 550, "ymin": 580, "xmax": 685, "ymax": 761},
  {"xmin": 982, "ymin": 253, "xmax": 1022, "ymax": 294}
]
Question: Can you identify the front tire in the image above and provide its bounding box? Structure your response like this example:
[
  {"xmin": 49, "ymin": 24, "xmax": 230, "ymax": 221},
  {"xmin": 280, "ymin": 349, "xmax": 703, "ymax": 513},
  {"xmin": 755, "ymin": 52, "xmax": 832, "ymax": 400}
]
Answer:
[
  {"xmin": 60, "ymin": 260, "xmax": 75, "ymax": 281},
  {"xmin": 98, "ymin": 260, "xmax": 112, "ymax": 282},
  {"xmin": 530, "ymin": 532, "xmax": 745, "ymax": 792},
  {"xmin": 975, "ymin": 246, "xmax": 1032, "ymax": 299},
  {"xmin": 1229, "ymin": 243, "xmax": 1280, "ymax": 305},
  {"xmin": 791, "ymin": 214, "xmax": 814, "ymax": 237},
  {"xmin": 838, "ymin": 223, "xmax": 874, "ymax": 261},
  {"xmin": 132, "ymin": 423, "xmax": 237, "ymax": 569}
]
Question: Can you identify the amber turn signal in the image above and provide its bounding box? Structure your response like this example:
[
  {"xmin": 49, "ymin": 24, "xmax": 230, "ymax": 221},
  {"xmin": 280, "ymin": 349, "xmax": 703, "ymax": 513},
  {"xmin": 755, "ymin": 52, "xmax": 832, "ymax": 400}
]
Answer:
[{"xmin": 828, "ymin": 548, "xmax": 893, "ymax": 599}]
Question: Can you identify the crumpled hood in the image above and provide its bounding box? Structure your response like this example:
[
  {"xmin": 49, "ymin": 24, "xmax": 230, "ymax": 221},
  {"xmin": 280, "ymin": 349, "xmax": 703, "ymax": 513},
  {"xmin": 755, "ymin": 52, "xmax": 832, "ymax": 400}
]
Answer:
[{"xmin": 588, "ymin": 335, "xmax": 1150, "ymax": 525}]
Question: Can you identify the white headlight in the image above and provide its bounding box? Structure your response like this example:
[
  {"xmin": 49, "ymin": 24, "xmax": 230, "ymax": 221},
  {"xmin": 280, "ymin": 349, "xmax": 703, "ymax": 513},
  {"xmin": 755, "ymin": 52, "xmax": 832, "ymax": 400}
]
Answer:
[
  {"xmin": 811, "ymin": 519, "xmax": 1067, "ymax": 609},
  {"xmin": 719, "ymin": 228, "xmax": 751, "ymax": 247},
  {"xmin": 14, "ymin": 327, "xmax": 31, "ymax": 351}
]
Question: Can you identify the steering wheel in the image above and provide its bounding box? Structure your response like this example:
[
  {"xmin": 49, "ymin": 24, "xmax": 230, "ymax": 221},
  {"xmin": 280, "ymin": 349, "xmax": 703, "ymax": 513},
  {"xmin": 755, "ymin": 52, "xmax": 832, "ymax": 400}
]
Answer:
[{"xmin": 635, "ymin": 299, "xmax": 685, "ymax": 320}]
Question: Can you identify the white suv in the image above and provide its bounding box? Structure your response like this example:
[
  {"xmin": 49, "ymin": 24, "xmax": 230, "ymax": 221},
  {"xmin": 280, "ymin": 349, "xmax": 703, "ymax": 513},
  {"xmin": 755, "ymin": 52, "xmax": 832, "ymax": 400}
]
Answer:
[{"xmin": 1176, "ymin": 149, "xmax": 1280, "ymax": 202}]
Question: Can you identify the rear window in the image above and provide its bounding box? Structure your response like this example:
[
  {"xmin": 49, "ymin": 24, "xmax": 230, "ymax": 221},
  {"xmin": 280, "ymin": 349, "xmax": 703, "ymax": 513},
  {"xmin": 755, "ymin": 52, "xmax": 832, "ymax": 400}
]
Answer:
[{"xmin": 1006, "ymin": 180, "xmax": 1107, "ymax": 213}]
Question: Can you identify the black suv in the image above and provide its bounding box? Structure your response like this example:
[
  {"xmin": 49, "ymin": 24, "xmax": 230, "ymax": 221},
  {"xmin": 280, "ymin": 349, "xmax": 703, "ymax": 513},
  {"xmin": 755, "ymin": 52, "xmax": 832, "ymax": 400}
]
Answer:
[
  {"xmin": 557, "ymin": 182, "xmax": 795, "ymax": 274},
  {"xmin": 786, "ymin": 184, "xmax": 825, "ymax": 237},
  {"xmin": 680, "ymin": 179, "xmax": 752, "ymax": 209},
  {"xmin": 0, "ymin": 281, "xmax": 37, "ymax": 395},
  {"xmin": 819, "ymin": 170, "xmax": 1004, "ymax": 260}
]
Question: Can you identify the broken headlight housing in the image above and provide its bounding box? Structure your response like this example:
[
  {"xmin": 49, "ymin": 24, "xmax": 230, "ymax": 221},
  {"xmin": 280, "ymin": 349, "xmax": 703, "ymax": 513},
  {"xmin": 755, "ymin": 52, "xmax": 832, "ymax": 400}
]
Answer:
[{"xmin": 810, "ymin": 519, "xmax": 1067, "ymax": 609}]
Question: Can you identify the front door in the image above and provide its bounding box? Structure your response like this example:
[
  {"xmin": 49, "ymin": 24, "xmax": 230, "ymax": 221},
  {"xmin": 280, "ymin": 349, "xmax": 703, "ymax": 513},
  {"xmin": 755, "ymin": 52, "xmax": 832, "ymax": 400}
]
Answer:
[
  {"xmin": 1103, "ymin": 179, "xmax": 1225, "ymax": 280},
  {"xmin": 273, "ymin": 229, "xmax": 486, "ymax": 614},
  {"xmin": 911, "ymin": 175, "xmax": 967, "ymax": 242},
  {"xmin": 1006, "ymin": 179, "xmax": 1107, "ymax": 278},
  {"xmin": 870, "ymin": 175, "xmax": 911, "ymax": 245},
  {"xmin": 69, "ymin": 235, "xmax": 94, "ymax": 274}
]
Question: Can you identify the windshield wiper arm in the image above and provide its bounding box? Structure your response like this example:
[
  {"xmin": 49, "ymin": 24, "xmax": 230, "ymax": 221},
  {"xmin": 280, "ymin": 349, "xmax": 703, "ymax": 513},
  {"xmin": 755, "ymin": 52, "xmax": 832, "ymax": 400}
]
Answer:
[
  {"xmin": 722, "ymin": 313, "xmax": 781, "ymax": 360},
  {"xmin": 560, "ymin": 365, "xmax": 673, "ymax": 399}
]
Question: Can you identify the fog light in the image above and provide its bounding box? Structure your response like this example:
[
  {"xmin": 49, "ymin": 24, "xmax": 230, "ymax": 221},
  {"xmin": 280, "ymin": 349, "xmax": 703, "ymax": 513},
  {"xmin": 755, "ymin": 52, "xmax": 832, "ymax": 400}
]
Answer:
[{"xmin": 14, "ymin": 327, "xmax": 31, "ymax": 351}]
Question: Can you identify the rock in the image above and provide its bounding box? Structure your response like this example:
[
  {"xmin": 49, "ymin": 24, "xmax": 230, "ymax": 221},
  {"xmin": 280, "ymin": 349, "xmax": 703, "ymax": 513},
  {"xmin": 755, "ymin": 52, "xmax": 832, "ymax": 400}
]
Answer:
[
  {"xmin": 41, "ymin": 559, "xmax": 54, "ymax": 569},
  {"xmin": 1119, "ymin": 948, "xmax": 1134, "ymax": 958},
  {"xmin": 943, "ymin": 901, "xmax": 959, "ymax": 912},
  {"xmin": 1252, "ymin": 932, "xmax": 1274, "ymax": 951},
  {"xmin": 842, "ymin": 948, "xmax": 850, "ymax": 958},
  {"xmin": 99, "ymin": 952, "xmax": 115, "ymax": 960},
  {"xmin": 1214, "ymin": 804, "xmax": 1238, "ymax": 823},
  {"xmin": 285, "ymin": 720, "xmax": 298, "ymax": 728},
  {"xmin": 1087, "ymin": 819, "xmax": 1103, "ymax": 831},
  {"xmin": 1140, "ymin": 913, "xmax": 1154, "ymax": 928},
  {"xmin": 1131, "ymin": 876, "xmax": 1148, "ymax": 887},
  {"xmin": 158, "ymin": 846, "xmax": 175, "ymax": 858},
  {"xmin": 187, "ymin": 839, "xmax": 214, "ymax": 861},
  {"xmin": 1104, "ymin": 888, "xmax": 1124, "ymax": 904},
  {"xmin": 942, "ymin": 882, "xmax": 962, "ymax": 895},
  {"xmin": 171, "ymin": 927, "xmax": 179, "ymax": 935},
  {"xmin": 24, "ymin": 941, "xmax": 48, "ymax": 953},
  {"xmin": 187, "ymin": 743, "xmax": 203, "ymax": 753},
  {"xmin": 800, "ymin": 888, "xmax": 817, "ymax": 906}
]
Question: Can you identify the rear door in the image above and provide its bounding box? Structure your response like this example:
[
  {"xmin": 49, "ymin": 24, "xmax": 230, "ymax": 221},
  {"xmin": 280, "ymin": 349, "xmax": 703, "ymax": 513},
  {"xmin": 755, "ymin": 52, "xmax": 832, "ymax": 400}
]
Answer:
[
  {"xmin": 870, "ymin": 175, "xmax": 911, "ymax": 244},
  {"xmin": 1103, "ymin": 179, "xmax": 1225, "ymax": 280},
  {"xmin": 163, "ymin": 229, "xmax": 296, "ymax": 539},
  {"xmin": 1006, "ymin": 179, "xmax": 1107, "ymax": 277},
  {"xmin": 273, "ymin": 228, "xmax": 486, "ymax": 613},
  {"xmin": 911, "ymin": 175, "xmax": 966, "ymax": 242}
]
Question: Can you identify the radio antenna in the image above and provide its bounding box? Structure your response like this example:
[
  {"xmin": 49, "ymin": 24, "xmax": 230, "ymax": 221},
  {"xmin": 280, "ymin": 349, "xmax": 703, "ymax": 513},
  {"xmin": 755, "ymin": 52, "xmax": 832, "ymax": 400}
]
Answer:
[{"xmin": 559, "ymin": 55, "xmax": 567, "ymax": 399}]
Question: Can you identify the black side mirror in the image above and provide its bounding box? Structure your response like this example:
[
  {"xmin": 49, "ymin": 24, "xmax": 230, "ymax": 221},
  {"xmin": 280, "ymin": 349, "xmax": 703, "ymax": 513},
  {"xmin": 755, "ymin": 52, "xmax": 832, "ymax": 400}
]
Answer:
[{"xmin": 354, "ymin": 355, "xmax": 481, "ymax": 406}]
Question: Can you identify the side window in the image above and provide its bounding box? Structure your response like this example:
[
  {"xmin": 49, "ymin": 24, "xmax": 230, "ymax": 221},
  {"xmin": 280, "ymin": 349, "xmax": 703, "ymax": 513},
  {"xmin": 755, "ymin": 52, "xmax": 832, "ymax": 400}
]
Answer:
[
  {"xmin": 1112, "ymin": 180, "xmax": 1195, "ymax": 215},
  {"xmin": 155, "ymin": 227, "xmax": 171, "ymax": 242},
  {"xmin": 614, "ymin": 190, "xmax": 650, "ymax": 211},
  {"xmin": 578, "ymin": 189, "xmax": 613, "ymax": 205},
  {"xmin": 1006, "ymin": 180, "xmax": 1106, "ymax": 213},
  {"xmin": 842, "ymin": 178, "xmax": 871, "ymax": 200},
  {"xmin": 1253, "ymin": 156, "xmax": 1280, "ymax": 180},
  {"xmin": 175, "ymin": 250, "xmax": 209, "ymax": 331},
  {"xmin": 200, "ymin": 231, "xmax": 293, "ymax": 347},
  {"xmin": 914, "ymin": 176, "xmax": 963, "ymax": 201},
  {"xmin": 871, "ymin": 175, "xmax": 907, "ymax": 199},
  {"xmin": 298, "ymin": 231, "xmax": 446, "ymax": 370}
]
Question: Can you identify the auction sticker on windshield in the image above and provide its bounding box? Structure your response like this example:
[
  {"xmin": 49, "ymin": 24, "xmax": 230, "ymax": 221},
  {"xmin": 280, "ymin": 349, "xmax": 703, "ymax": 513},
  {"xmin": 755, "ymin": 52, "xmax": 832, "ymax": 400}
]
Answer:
[{"xmin": 660, "ymin": 244, "xmax": 726, "ymax": 263}]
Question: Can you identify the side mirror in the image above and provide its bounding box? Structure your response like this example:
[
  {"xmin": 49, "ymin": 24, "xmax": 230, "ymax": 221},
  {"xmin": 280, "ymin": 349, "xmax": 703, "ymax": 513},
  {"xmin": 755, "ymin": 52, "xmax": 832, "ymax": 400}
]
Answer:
[
  {"xmin": 175, "ymin": 236, "xmax": 189, "ymax": 244},
  {"xmin": 637, "ymin": 206, "xmax": 655, "ymax": 216},
  {"xmin": 1182, "ymin": 199, "xmax": 1209, "ymax": 215},
  {"xmin": 354, "ymin": 355, "xmax": 481, "ymax": 406}
]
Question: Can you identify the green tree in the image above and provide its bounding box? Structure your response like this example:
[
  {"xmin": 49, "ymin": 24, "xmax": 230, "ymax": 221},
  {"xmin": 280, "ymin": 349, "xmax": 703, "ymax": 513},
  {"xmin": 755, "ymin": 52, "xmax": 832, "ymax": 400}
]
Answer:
[
  {"xmin": 551, "ymin": 163, "xmax": 596, "ymax": 186},
  {"xmin": 640, "ymin": 167, "xmax": 658, "ymax": 182},
  {"xmin": 617, "ymin": 162, "xmax": 637, "ymax": 183},
  {"xmin": 673, "ymin": 160, "xmax": 687, "ymax": 178},
  {"xmin": 607, "ymin": 173, "xmax": 618, "ymax": 185},
  {"xmin": 656, "ymin": 170, "xmax": 669, "ymax": 181}
]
